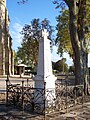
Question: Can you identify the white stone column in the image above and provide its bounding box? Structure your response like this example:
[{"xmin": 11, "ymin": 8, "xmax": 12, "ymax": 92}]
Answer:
[{"xmin": 33, "ymin": 29, "xmax": 57, "ymax": 108}]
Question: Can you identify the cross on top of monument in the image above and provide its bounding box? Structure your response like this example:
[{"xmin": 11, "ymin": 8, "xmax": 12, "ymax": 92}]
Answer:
[{"xmin": 42, "ymin": 29, "xmax": 49, "ymax": 38}]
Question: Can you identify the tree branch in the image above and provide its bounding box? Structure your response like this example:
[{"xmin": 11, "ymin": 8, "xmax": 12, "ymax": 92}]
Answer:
[{"xmin": 64, "ymin": 0, "xmax": 74, "ymax": 8}]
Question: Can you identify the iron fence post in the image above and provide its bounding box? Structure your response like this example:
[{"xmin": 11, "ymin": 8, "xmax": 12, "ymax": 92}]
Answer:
[
  {"xmin": 6, "ymin": 75, "xmax": 9, "ymax": 105},
  {"xmin": 44, "ymin": 82, "xmax": 46, "ymax": 118},
  {"xmin": 82, "ymin": 85, "xmax": 84, "ymax": 106},
  {"xmin": 66, "ymin": 81, "xmax": 68, "ymax": 113},
  {"xmin": 6, "ymin": 80, "xmax": 8, "ymax": 104},
  {"xmin": 27, "ymin": 79, "xmax": 28, "ymax": 87},
  {"xmin": 74, "ymin": 86, "xmax": 77, "ymax": 105},
  {"xmin": 22, "ymin": 80, "xmax": 24, "ymax": 112}
]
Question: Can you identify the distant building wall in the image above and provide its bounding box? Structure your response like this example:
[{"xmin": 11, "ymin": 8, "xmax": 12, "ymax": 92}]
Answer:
[{"xmin": 0, "ymin": 0, "xmax": 14, "ymax": 76}]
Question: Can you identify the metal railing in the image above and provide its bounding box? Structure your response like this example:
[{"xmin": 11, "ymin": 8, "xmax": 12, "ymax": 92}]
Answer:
[
  {"xmin": 6, "ymin": 79, "xmax": 45, "ymax": 114},
  {"xmin": 6, "ymin": 78, "xmax": 90, "ymax": 115}
]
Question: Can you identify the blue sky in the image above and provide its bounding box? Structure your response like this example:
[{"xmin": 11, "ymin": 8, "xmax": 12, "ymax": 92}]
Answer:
[
  {"xmin": 7, "ymin": 0, "xmax": 59, "ymax": 49},
  {"xmin": 6, "ymin": 0, "xmax": 90, "ymax": 66}
]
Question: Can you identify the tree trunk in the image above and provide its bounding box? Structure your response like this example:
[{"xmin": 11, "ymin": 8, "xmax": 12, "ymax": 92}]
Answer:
[
  {"xmin": 68, "ymin": 1, "xmax": 82, "ymax": 85},
  {"xmin": 77, "ymin": 0, "xmax": 89, "ymax": 94},
  {"xmin": 67, "ymin": 0, "xmax": 89, "ymax": 94}
]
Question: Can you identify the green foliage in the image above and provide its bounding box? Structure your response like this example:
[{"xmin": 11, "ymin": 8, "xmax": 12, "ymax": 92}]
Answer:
[
  {"xmin": 69, "ymin": 66, "xmax": 75, "ymax": 73},
  {"xmin": 16, "ymin": 18, "xmax": 54, "ymax": 69},
  {"xmin": 54, "ymin": 0, "xmax": 90, "ymax": 91},
  {"xmin": 14, "ymin": 51, "xmax": 18, "ymax": 66},
  {"xmin": 56, "ymin": 9, "xmax": 72, "ymax": 57},
  {"xmin": 55, "ymin": 0, "xmax": 90, "ymax": 57},
  {"xmin": 86, "ymin": 0, "xmax": 90, "ymax": 52},
  {"xmin": 53, "ymin": 58, "xmax": 68, "ymax": 73}
]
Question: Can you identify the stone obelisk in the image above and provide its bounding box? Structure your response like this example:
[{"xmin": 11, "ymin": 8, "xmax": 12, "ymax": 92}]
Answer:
[{"xmin": 33, "ymin": 29, "xmax": 57, "ymax": 107}]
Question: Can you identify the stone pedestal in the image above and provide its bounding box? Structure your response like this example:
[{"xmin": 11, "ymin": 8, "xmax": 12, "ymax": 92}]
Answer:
[{"xmin": 33, "ymin": 29, "xmax": 57, "ymax": 108}]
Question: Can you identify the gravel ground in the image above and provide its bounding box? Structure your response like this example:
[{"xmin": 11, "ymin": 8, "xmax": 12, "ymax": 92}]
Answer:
[
  {"xmin": 0, "ymin": 76, "xmax": 90, "ymax": 120},
  {"xmin": 0, "ymin": 93, "xmax": 90, "ymax": 120},
  {"xmin": 0, "ymin": 93, "xmax": 45, "ymax": 120}
]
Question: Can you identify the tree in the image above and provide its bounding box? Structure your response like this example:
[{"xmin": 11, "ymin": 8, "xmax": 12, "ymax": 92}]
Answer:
[
  {"xmin": 54, "ymin": 0, "xmax": 90, "ymax": 94},
  {"xmin": 52, "ymin": 61, "xmax": 56, "ymax": 70},
  {"xmin": 56, "ymin": 10, "xmax": 73, "ymax": 57},
  {"xmin": 17, "ymin": 0, "xmax": 90, "ymax": 94},
  {"xmin": 69, "ymin": 66, "xmax": 75, "ymax": 74},
  {"xmin": 53, "ymin": 58, "xmax": 68, "ymax": 73},
  {"xmin": 17, "ymin": 0, "xmax": 28, "ymax": 4},
  {"xmin": 16, "ymin": 18, "xmax": 54, "ymax": 70}
]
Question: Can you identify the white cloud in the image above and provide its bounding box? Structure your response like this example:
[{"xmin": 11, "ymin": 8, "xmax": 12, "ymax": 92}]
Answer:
[
  {"xmin": 63, "ymin": 53, "xmax": 73, "ymax": 66},
  {"xmin": 10, "ymin": 22, "xmax": 23, "ymax": 51},
  {"xmin": 10, "ymin": 22, "xmax": 90, "ymax": 67},
  {"xmin": 51, "ymin": 46, "xmax": 60, "ymax": 62},
  {"xmin": 51, "ymin": 46, "xmax": 73, "ymax": 66},
  {"xmin": 51, "ymin": 46, "xmax": 90, "ymax": 67}
]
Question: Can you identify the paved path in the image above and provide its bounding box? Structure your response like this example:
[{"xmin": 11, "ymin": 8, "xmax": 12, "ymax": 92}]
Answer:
[
  {"xmin": 46, "ymin": 102, "xmax": 90, "ymax": 120},
  {"xmin": 0, "ymin": 103, "xmax": 45, "ymax": 120},
  {"xmin": 0, "ymin": 76, "xmax": 90, "ymax": 119},
  {"xmin": 0, "ymin": 102, "xmax": 90, "ymax": 120}
]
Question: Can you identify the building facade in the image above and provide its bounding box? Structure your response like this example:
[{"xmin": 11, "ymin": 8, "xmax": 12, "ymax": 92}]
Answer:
[{"xmin": 0, "ymin": 0, "xmax": 14, "ymax": 75}]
